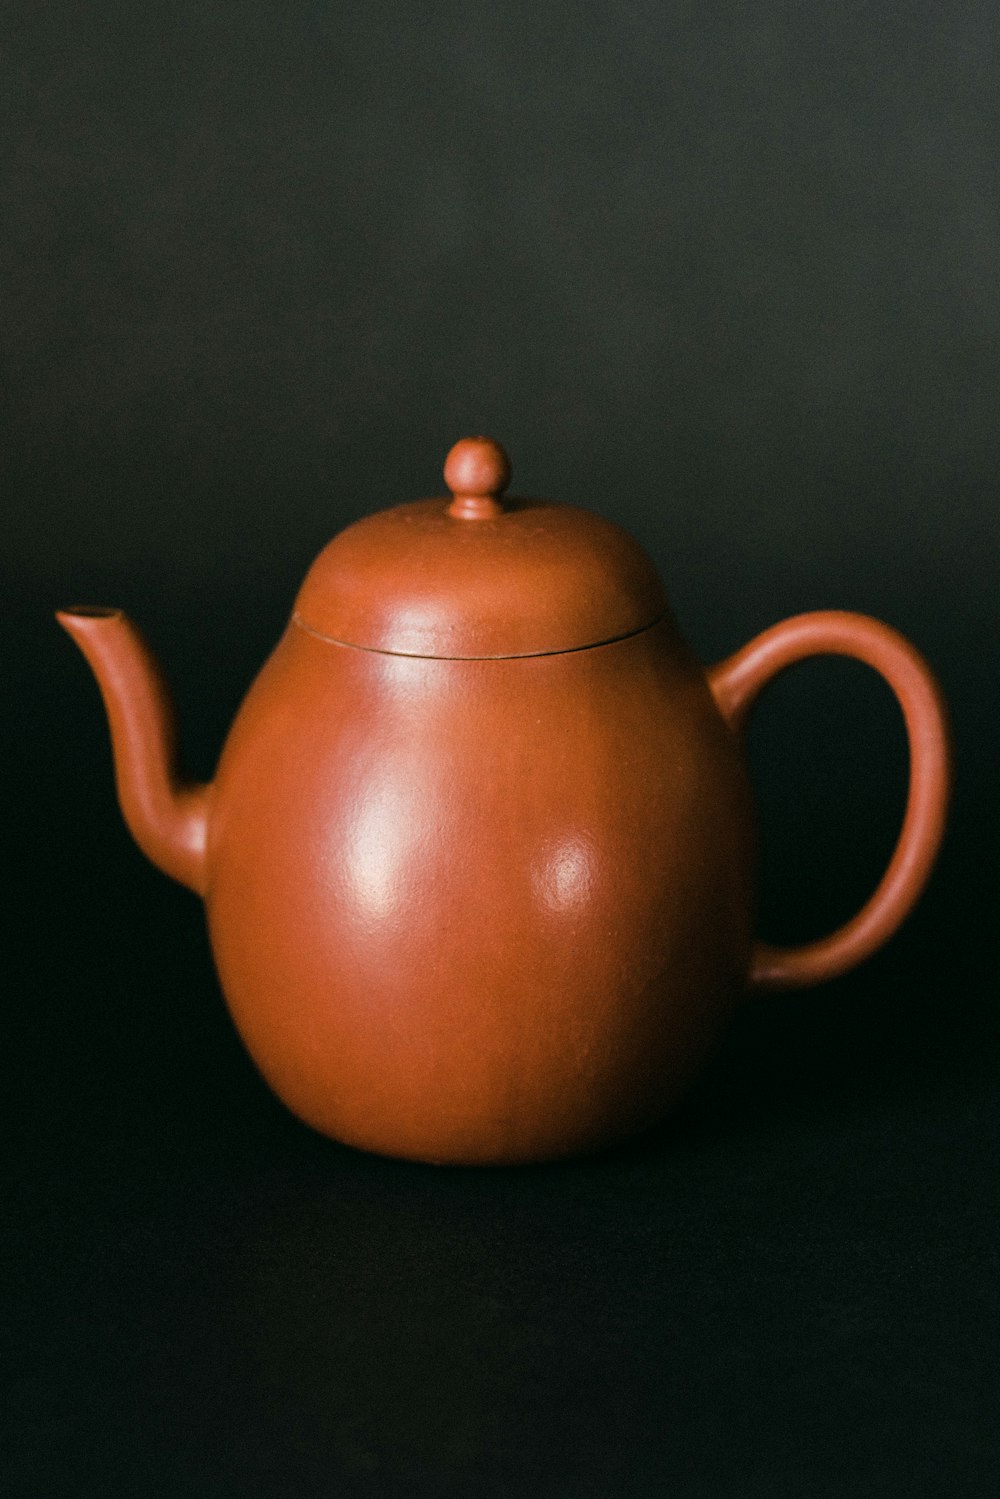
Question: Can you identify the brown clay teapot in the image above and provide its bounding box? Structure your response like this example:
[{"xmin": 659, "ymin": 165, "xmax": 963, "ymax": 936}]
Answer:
[{"xmin": 59, "ymin": 437, "xmax": 951, "ymax": 1164}]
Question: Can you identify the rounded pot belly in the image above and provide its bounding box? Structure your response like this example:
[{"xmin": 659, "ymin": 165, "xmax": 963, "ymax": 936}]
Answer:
[{"xmin": 205, "ymin": 622, "xmax": 756, "ymax": 1164}]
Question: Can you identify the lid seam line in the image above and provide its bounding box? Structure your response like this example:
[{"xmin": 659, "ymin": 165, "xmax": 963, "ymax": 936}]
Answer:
[{"xmin": 290, "ymin": 613, "xmax": 666, "ymax": 661}]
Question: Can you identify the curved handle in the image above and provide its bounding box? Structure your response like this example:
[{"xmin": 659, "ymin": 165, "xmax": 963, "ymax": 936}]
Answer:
[{"xmin": 708, "ymin": 610, "xmax": 951, "ymax": 992}]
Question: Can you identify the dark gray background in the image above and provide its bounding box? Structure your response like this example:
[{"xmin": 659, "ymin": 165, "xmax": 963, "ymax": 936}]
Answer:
[{"xmin": 4, "ymin": 4, "xmax": 999, "ymax": 1496}]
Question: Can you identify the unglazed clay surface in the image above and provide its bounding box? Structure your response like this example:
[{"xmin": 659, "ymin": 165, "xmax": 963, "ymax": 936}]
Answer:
[
  {"xmin": 204, "ymin": 620, "xmax": 755, "ymax": 1163},
  {"xmin": 57, "ymin": 437, "xmax": 952, "ymax": 1163}
]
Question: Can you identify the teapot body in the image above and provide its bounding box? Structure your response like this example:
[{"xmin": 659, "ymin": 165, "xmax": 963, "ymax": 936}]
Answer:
[{"xmin": 205, "ymin": 618, "xmax": 756, "ymax": 1163}]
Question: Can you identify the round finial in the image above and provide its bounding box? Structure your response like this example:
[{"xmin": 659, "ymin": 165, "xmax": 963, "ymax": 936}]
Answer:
[{"xmin": 444, "ymin": 437, "xmax": 511, "ymax": 520}]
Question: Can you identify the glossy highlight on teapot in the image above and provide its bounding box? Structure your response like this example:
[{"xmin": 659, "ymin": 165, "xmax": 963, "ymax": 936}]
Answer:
[{"xmin": 58, "ymin": 438, "xmax": 951, "ymax": 1164}]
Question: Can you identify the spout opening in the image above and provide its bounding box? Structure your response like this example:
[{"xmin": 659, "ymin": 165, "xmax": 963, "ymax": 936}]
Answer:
[{"xmin": 58, "ymin": 605, "xmax": 122, "ymax": 620}]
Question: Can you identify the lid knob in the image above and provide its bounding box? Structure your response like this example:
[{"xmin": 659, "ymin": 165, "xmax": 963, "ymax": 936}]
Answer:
[{"xmin": 445, "ymin": 437, "xmax": 511, "ymax": 520}]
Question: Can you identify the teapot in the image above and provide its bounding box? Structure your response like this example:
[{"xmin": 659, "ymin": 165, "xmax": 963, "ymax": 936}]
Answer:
[{"xmin": 58, "ymin": 437, "xmax": 951, "ymax": 1164}]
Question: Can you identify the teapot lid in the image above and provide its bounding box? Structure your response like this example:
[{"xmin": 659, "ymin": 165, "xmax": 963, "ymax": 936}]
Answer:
[{"xmin": 293, "ymin": 437, "xmax": 668, "ymax": 659}]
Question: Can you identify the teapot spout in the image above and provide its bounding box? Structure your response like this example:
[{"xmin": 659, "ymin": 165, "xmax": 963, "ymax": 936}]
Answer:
[{"xmin": 56, "ymin": 607, "xmax": 210, "ymax": 895}]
